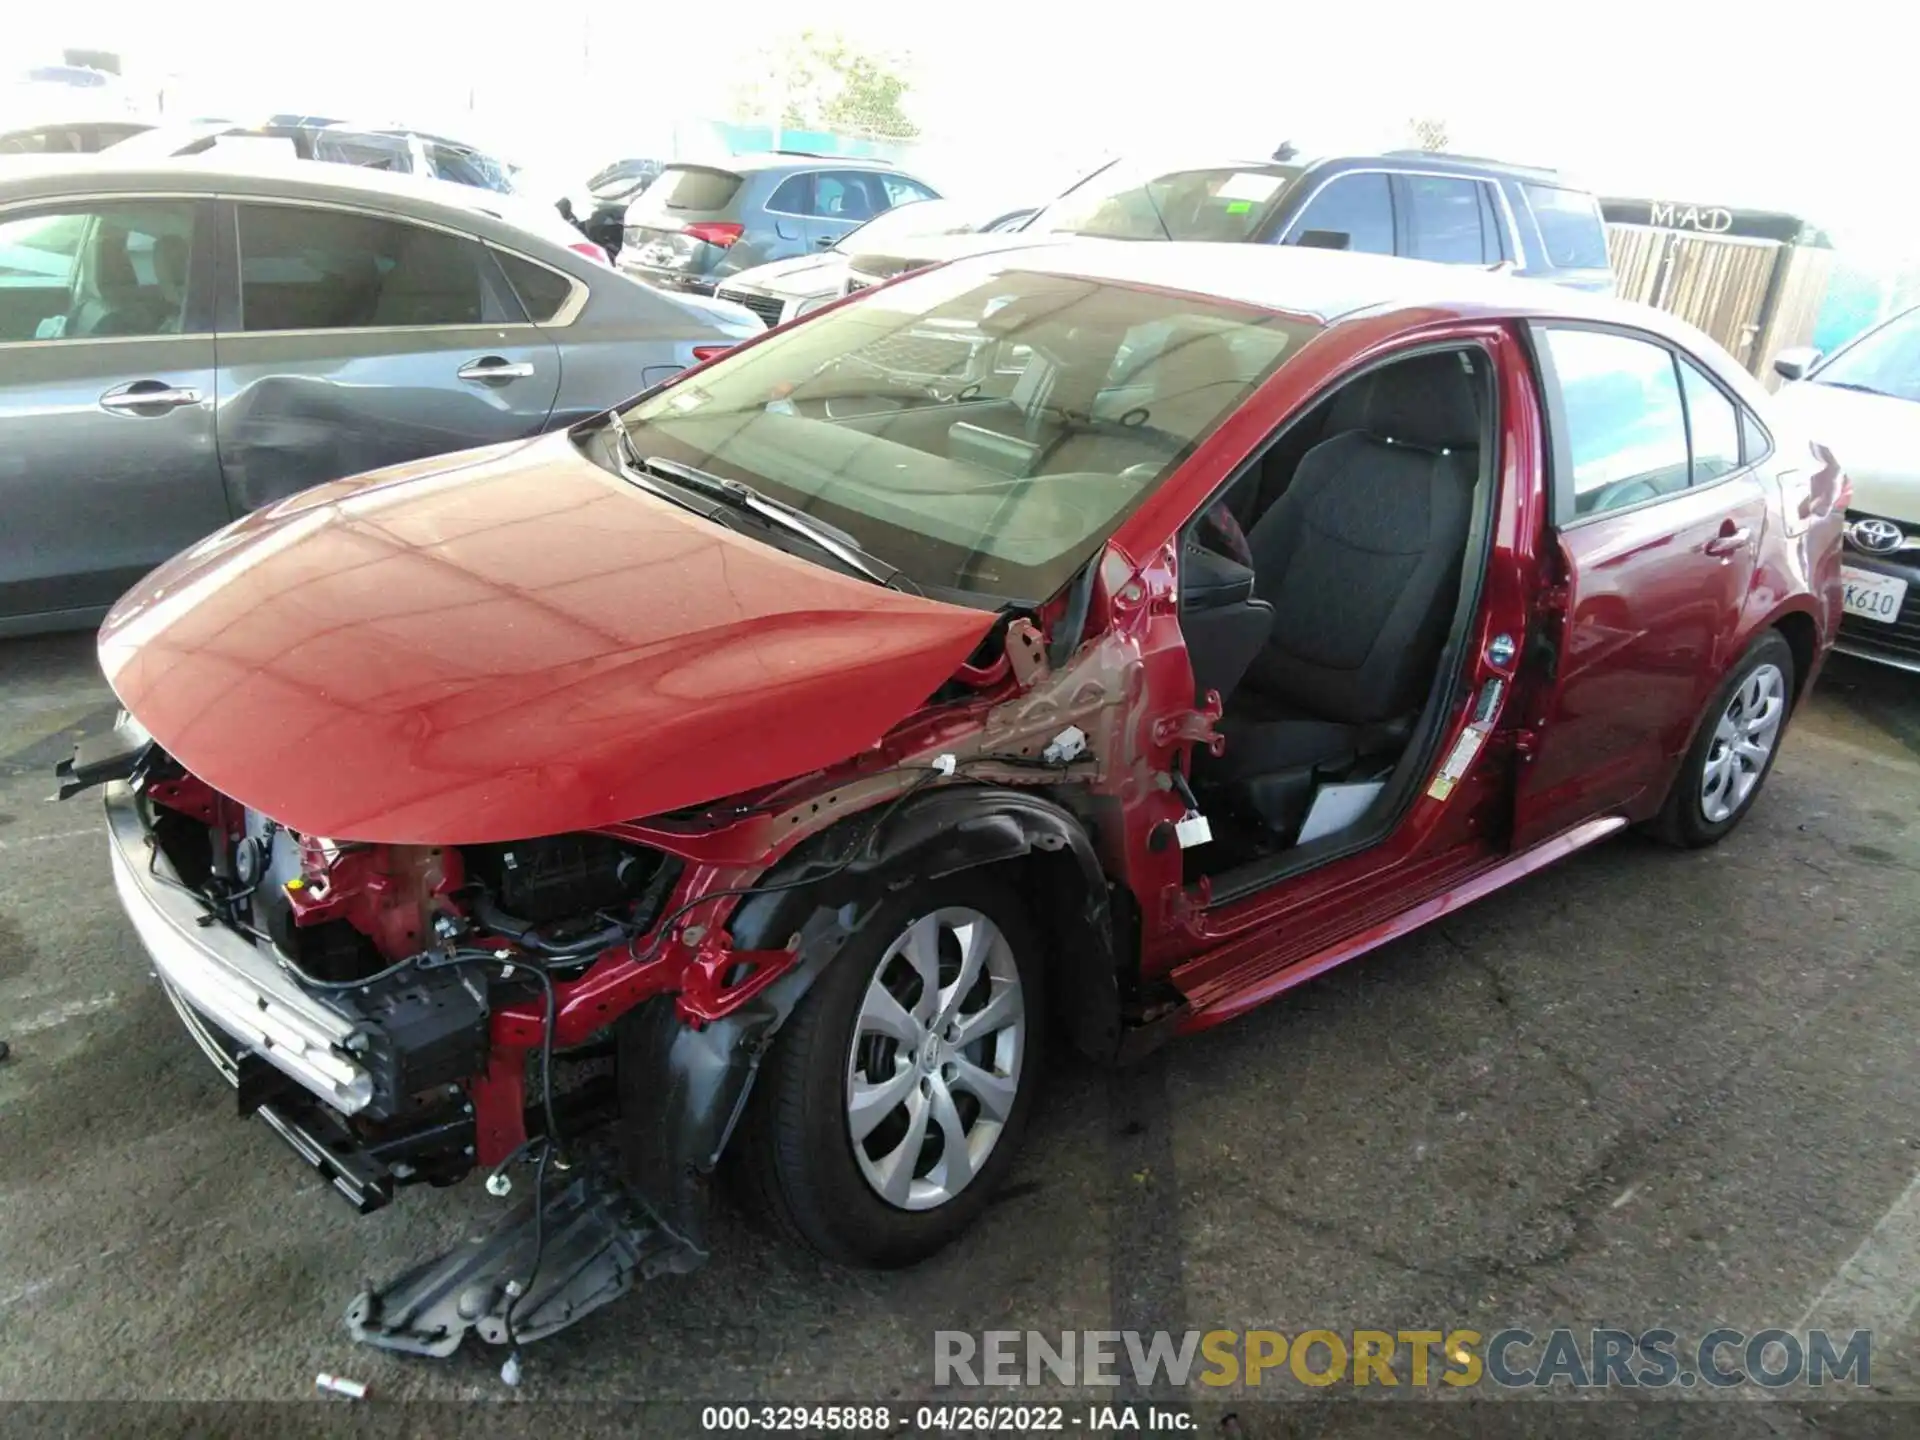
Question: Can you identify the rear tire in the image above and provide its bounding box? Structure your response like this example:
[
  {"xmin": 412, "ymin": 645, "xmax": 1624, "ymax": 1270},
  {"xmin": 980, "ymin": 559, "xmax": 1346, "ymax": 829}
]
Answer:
[
  {"xmin": 1647, "ymin": 630, "xmax": 1794, "ymax": 848},
  {"xmin": 733, "ymin": 873, "xmax": 1045, "ymax": 1267}
]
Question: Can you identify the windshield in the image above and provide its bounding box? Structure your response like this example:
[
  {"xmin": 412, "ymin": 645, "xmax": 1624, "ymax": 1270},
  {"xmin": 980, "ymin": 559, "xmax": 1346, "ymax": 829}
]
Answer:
[
  {"xmin": 833, "ymin": 198, "xmax": 972, "ymax": 252},
  {"xmin": 612, "ymin": 262, "xmax": 1307, "ymax": 602},
  {"xmin": 1815, "ymin": 308, "xmax": 1920, "ymax": 403},
  {"xmin": 1031, "ymin": 159, "xmax": 1302, "ymax": 242},
  {"xmin": 424, "ymin": 141, "xmax": 516, "ymax": 193}
]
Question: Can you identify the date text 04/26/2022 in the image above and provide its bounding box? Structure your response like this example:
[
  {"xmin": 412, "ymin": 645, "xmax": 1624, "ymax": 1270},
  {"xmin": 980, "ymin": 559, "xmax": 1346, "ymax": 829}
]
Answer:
[{"xmin": 699, "ymin": 1404, "xmax": 1192, "ymax": 1432}]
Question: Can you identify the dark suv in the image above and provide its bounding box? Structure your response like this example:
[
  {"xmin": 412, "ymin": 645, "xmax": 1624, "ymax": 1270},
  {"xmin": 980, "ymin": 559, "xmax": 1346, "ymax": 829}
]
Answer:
[
  {"xmin": 618, "ymin": 152, "xmax": 941, "ymax": 296},
  {"xmin": 844, "ymin": 149, "xmax": 1614, "ymax": 294}
]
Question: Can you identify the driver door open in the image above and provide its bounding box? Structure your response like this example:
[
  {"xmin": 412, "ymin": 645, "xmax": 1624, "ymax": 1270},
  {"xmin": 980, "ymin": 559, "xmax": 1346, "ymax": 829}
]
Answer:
[{"xmin": 1156, "ymin": 329, "xmax": 1541, "ymax": 1024}]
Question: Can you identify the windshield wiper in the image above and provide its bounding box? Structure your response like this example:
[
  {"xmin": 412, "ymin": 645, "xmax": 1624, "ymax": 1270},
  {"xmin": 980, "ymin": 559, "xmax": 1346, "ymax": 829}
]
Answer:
[
  {"xmin": 1137, "ymin": 183, "xmax": 1175, "ymax": 241},
  {"xmin": 1817, "ymin": 380, "xmax": 1898, "ymax": 399},
  {"xmin": 610, "ymin": 431, "xmax": 917, "ymax": 593}
]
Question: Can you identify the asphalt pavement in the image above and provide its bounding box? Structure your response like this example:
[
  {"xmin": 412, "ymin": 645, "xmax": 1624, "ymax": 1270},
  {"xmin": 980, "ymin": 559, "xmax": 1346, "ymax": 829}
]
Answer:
[{"xmin": 2, "ymin": 632, "xmax": 1918, "ymax": 1437}]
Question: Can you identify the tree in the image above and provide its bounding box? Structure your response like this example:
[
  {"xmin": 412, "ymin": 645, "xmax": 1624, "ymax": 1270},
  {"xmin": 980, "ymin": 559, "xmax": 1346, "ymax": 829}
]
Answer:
[
  {"xmin": 732, "ymin": 31, "xmax": 919, "ymax": 141},
  {"xmin": 1408, "ymin": 116, "xmax": 1451, "ymax": 153}
]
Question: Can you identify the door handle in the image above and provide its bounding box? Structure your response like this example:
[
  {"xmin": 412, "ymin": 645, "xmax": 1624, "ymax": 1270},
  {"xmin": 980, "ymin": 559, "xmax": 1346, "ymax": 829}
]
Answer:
[
  {"xmin": 99, "ymin": 382, "xmax": 201, "ymax": 413},
  {"xmin": 457, "ymin": 357, "xmax": 534, "ymax": 381},
  {"xmin": 1703, "ymin": 521, "xmax": 1752, "ymax": 557}
]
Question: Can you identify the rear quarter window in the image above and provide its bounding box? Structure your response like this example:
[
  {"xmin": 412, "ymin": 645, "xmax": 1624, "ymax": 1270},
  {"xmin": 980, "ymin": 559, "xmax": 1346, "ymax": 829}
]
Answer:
[
  {"xmin": 1523, "ymin": 184, "xmax": 1609, "ymax": 271},
  {"xmin": 492, "ymin": 249, "xmax": 576, "ymax": 323},
  {"xmin": 645, "ymin": 166, "xmax": 744, "ymax": 212}
]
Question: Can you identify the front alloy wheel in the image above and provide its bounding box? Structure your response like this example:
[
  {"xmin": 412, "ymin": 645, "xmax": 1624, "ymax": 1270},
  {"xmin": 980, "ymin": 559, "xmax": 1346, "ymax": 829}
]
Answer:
[
  {"xmin": 735, "ymin": 876, "xmax": 1044, "ymax": 1267},
  {"xmin": 847, "ymin": 907, "xmax": 1026, "ymax": 1210}
]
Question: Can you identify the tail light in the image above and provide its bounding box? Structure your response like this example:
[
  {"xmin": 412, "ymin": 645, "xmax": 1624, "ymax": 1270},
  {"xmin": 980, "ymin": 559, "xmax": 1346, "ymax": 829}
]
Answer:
[
  {"xmin": 683, "ymin": 221, "xmax": 744, "ymax": 248},
  {"xmin": 691, "ymin": 344, "xmax": 732, "ymax": 363},
  {"xmin": 568, "ymin": 239, "xmax": 612, "ymax": 267}
]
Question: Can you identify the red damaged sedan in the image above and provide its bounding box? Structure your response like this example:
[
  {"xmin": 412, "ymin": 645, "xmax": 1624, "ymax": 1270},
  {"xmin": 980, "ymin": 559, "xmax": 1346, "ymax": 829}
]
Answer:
[{"xmin": 71, "ymin": 242, "xmax": 1846, "ymax": 1357}]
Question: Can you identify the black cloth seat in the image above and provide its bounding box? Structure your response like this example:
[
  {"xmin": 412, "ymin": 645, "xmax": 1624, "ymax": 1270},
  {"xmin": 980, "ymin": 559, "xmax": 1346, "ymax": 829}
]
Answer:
[{"xmin": 1207, "ymin": 351, "xmax": 1482, "ymax": 833}]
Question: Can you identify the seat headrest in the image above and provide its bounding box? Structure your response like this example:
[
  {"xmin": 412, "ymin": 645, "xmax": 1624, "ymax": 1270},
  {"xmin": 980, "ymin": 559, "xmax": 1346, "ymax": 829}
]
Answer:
[
  {"xmin": 1325, "ymin": 351, "xmax": 1482, "ymax": 453},
  {"xmin": 153, "ymin": 234, "xmax": 189, "ymax": 290}
]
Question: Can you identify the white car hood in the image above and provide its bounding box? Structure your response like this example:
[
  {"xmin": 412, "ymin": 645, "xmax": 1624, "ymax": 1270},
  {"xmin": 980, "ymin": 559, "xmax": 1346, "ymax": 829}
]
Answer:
[
  {"xmin": 1773, "ymin": 381, "xmax": 1920, "ymax": 523},
  {"xmin": 724, "ymin": 251, "xmax": 848, "ymax": 299},
  {"xmin": 666, "ymin": 288, "xmax": 768, "ymax": 336}
]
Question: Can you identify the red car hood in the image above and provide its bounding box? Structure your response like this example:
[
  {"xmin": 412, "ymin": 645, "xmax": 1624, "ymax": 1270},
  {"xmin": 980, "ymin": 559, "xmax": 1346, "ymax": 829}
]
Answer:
[{"xmin": 98, "ymin": 433, "xmax": 995, "ymax": 843}]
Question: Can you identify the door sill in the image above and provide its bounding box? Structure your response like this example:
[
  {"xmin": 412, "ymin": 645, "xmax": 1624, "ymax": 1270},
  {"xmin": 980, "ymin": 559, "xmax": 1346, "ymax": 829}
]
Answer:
[{"xmin": 1173, "ymin": 815, "xmax": 1627, "ymax": 1031}]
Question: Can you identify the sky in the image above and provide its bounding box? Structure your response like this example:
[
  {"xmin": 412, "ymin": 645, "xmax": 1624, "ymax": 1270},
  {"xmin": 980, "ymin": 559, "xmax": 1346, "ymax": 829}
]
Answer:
[{"xmin": 12, "ymin": 0, "xmax": 1915, "ymax": 259}]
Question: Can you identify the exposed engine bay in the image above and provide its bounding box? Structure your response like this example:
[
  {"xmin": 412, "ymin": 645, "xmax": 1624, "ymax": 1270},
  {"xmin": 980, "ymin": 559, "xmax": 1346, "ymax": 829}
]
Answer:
[{"xmin": 142, "ymin": 752, "xmax": 678, "ymax": 1142}]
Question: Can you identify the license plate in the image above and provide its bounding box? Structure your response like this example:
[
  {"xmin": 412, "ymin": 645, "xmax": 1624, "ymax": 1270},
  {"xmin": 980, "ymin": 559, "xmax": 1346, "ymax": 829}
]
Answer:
[{"xmin": 1842, "ymin": 565, "xmax": 1908, "ymax": 624}]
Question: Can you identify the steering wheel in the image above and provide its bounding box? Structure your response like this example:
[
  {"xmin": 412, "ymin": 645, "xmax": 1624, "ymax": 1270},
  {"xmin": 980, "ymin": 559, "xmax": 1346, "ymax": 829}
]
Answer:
[{"xmin": 1196, "ymin": 500, "xmax": 1253, "ymax": 566}]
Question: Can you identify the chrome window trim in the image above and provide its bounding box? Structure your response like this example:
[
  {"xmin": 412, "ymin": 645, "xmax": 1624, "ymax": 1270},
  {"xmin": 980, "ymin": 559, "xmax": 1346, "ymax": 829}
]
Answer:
[
  {"xmin": 0, "ymin": 331, "xmax": 215, "ymax": 350},
  {"xmin": 218, "ymin": 321, "xmax": 552, "ymax": 340},
  {"xmin": 1276, "ymin": 165, "xmax": 1527, "ymax": 267},
  {"xmin": 228, "ymin": 189, "xmax": 492, "ymax": 243}
]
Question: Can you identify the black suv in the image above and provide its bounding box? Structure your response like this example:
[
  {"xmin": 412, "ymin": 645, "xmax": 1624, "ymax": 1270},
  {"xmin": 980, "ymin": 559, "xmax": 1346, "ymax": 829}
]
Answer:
[{"xmin": 844, "ymin": 149, "xmax": 1614, "ymax": 294}]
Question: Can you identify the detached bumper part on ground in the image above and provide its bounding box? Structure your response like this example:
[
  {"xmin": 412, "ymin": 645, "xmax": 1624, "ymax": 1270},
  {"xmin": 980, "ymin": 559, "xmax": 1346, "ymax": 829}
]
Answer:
[{"xmin": 345, "ymin": 1168, "xmax": 700, "ymax": 1357}]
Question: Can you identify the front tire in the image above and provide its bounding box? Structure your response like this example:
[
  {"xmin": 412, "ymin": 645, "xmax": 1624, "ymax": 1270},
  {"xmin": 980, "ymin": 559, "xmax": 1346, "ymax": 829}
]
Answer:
[
  {"xmin": 1649, "ymin": 630, "xmax": 1795, "ymax": 847},
  {"xmin": 734, "ymin": 874, "xmax": 1045, "ymax": 1267}
]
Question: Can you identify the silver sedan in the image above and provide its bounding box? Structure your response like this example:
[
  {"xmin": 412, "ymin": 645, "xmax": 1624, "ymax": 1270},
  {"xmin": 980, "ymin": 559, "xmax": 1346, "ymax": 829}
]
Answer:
[{"xmin": 0, "ymin": 156, "xmax": 763, "ymax": 635}]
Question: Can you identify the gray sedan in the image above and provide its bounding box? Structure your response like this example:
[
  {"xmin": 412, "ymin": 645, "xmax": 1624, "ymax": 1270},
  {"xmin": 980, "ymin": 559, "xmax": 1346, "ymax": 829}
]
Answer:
[{"xmin": 0, "ymin": 157, "xmax": 763, "ymax": 636}]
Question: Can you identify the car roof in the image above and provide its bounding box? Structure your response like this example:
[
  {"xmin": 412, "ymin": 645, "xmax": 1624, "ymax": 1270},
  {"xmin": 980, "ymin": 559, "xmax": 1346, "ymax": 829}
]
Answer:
[
  {"xmin": 948, "ymin": 238, "xmax": 1710, "ymax": 348},
  {"xmin": 672, "ymin": 151, "xmax": 900, "ymax": 176},
  {"xmin": 1080, "ymin": 150, "xmax": 1579, "ymax": 189},
  {"xmin": 0, "ymin": 115, "xmax": 156, "ymax": 136},
  {"xmin": 0, "ymin": 154, "xmax": 563, "ymax": 245}
]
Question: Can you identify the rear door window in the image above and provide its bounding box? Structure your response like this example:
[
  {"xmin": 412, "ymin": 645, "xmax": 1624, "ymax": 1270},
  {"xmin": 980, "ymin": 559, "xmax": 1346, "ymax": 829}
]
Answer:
[
  {"xmin": 1541, "ymin": 328, "xmax": 1691, "ymax": 518},
  {"xmin": 1284, "ymin": 172, "xmax": 1394, "ymax": 255},
  {"xmin": 817, "ymin": 172, "xmax": 882, "ymax": 222},
  {"xmin": 767, "ymin": 174, "xmax": 815, "ymax": 215},
  {"xmin": 1679, "ymin": 360, "xmax": 1742, "ymax": 484},
  {"xmin": 644, "ymin": 166, "xmax": 745, "ymax": 212},
  {"xmin": 1403, "ymin": 175, "xmax": 1495, "ymax": 264},
  {"xmin": 881, "ymin": 174, "xmax": 940, "ymax": 206},
  {"xmin": 236, "ymin": 204, "xmax": 512, "ymax": 330},
  {"xmin": 1522, "ymin": 184, "xmax": 1609, "ymax": 271}
]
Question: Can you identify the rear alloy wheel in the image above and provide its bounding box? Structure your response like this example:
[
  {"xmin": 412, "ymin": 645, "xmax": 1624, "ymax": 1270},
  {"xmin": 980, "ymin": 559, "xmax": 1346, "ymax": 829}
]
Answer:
[
  {"xmin": 735, "ymin": 876, "xmax": 1044, "ymax": 1266},
  {"xmin": 1699, "ymin": 662, "xmax": 1787, "ymax": 824},
  {"xmin": 1650, "ymin": 630, "xmax": 1795, "ymax": 847}
]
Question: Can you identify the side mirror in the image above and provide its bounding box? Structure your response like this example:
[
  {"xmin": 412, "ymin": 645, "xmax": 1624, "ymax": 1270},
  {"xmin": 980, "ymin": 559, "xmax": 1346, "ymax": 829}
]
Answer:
[
  {"xmin": 555, "ymin": 197, "xmax": 576, "ymax": 222},
  {"xmin": 1295, "ymin": 229, "xmax": 1351, "ymax": 251},
  {"xmin": 1774, "ymin": 346, "xmax": 1821, "ymax": 382}
]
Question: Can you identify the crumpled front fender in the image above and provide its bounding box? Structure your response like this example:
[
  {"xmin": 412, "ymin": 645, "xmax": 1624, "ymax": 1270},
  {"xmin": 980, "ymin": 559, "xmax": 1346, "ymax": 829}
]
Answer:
[{"xmin": 617, "ymin": 784, "xmax": 1125, "ymax": 1249}]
